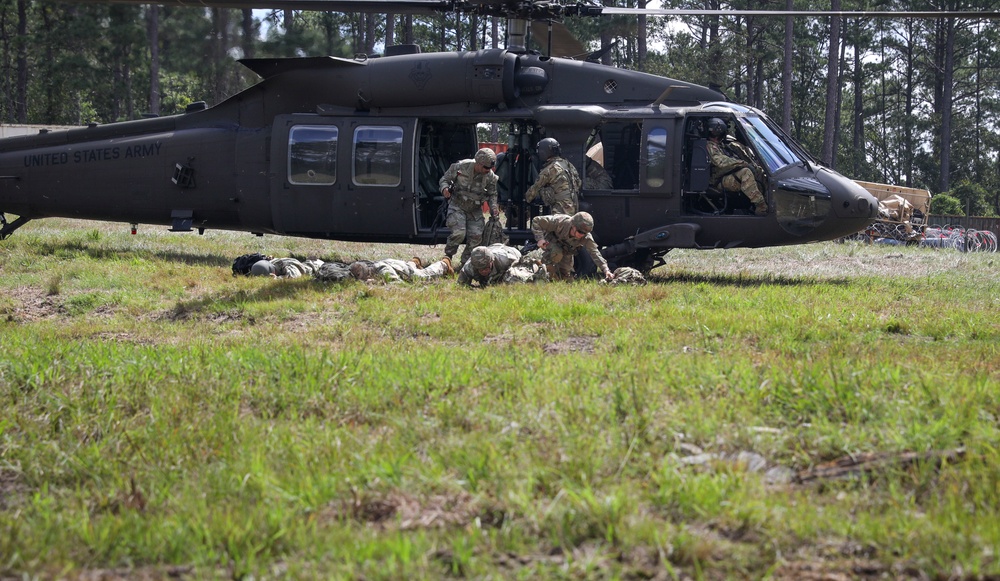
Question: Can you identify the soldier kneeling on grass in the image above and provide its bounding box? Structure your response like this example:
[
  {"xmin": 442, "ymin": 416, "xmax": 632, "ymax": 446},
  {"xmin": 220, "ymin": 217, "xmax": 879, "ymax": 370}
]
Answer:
[{"xmin": 530, "ymin": 211, "xmax": 614, "ymax": 282}]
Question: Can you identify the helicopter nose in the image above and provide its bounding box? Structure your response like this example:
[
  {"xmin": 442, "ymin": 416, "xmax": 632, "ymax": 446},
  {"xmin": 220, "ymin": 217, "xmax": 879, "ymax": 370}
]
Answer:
[{"xmin": 816, "ymin": 168, "xmax": 878, "ymax": 235}]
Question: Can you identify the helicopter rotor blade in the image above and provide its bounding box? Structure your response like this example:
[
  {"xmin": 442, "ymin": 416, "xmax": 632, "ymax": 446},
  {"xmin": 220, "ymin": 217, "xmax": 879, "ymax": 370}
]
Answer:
[
  {"xmin": 50, "ymin": 0, "xmax": 1000, "ymax": 20},
  {"xmin": 597, "ymin": 7, "xmax": 1000, "ymax": 19}
]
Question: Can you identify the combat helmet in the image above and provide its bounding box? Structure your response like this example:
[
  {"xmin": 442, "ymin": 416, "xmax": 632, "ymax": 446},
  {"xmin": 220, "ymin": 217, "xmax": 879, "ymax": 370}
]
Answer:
[
  {"xmin": 250, "ymin": 259, "xmax": 275, "ymax": 276},
  {"xmin": 707, "ymin": 118, "xmax": 728, "ymax": 138},
  {"xmin": 349, "ymin": 261, "xmax": 375, "ymax": 280},
  {"xmin": 571, "ymin": 211, "xmax": 595, "ymax": 234},
  {"xmin": 470, "ymin": 246, "xmax": 494, "ymax": 271},
  {"xmin": 536, "ymin": 138, "xmax": 561, "ymax": 161},
  {"xmin": 474, "ymin": 148, "xmax": 497, "ymax": 168}
]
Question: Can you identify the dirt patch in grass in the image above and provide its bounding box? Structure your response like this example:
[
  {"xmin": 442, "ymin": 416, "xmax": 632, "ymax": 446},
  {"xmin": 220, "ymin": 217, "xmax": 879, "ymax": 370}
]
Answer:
[
  {"xmin": 51, "ymin": 565, "xmax": 196, "ymax": 580},
  {"xmin": 543, "ymin": 335, "xmax": 597, "ymax": 354},
  {"xmin": 325, "ymin": 490, "xmax": 504, "ymax": 530},
  {"xmin": 0, "ymin": 469, "xmax": 28, "ymax": 511},
  {"xmin": 3, "ymin": 286, "xmax": 66, "ymax": 322}
]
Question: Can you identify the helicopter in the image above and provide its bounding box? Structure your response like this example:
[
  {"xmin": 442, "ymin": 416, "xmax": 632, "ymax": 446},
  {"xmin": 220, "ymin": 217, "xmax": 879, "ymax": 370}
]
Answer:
[{"xmin": 4, "ymin": 0, "xmax": 986, "ymax": 272}]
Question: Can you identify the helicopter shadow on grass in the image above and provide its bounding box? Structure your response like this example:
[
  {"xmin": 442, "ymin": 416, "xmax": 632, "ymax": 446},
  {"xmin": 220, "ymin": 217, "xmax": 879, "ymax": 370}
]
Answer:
[
  {"xmin": 36, "ymin": 239, "xmax": 233, "ymax": 268},
  {"xmin": 165, "ymin": 276, "xmax": 355, "ymax": 321},
  {"xmin": 647, "ymin": 271, "xmax": 853, "ymax": 288}
]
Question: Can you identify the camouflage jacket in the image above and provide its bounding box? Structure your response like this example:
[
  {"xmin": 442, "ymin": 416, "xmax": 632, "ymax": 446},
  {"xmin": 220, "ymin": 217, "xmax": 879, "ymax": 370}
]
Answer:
[
  {"xmin": 439, "ymin": 159, "xmax": 499, "ymax": 215},
  {"xmin": 525, "ymin": 156, "xmax": 581, "ymax": 210},
  {"xmin": 457, "ymin": 244, "xmax": 522, "ymax": 287},
  {"xmin": 530, "ymin": 214, "xmax": 609, "ymax": 272},
  {"xmin": 706, "ymin": 137, "xmax": 761, "ymax": 183}
]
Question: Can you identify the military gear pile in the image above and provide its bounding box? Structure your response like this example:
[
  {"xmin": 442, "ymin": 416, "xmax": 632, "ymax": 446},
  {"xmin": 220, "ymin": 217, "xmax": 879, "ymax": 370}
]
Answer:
[{"xmin": 232, "ymin": 253, "xmax": 273, "ymax": 276}]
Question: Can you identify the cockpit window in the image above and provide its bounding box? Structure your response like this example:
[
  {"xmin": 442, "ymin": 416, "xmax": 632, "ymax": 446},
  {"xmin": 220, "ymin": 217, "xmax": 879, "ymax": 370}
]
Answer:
[{"xmin": 736, "ymin": 117, "xmax": 802, "ymax": 173}]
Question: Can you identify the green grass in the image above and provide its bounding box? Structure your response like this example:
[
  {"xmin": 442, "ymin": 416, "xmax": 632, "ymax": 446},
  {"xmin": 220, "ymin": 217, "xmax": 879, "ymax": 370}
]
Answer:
[{"xmin": 1, "ymin": 218, "xmax": 999, "ymax": 579}]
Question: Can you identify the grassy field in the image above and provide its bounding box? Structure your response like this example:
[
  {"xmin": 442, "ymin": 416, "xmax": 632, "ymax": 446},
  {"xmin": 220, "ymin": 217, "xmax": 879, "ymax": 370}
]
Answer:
[{"xmin": 1, "ymin": 218, "xmax": 998, "ymax": 580}]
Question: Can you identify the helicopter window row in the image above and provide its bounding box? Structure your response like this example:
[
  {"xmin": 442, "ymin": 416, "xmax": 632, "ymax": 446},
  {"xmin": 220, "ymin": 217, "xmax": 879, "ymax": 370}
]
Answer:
[
  {"xmin": 288, "ymin": 125, "xmax": 338, "ymax": 186},
  {"xmin": 353, "ymin": 126, "xmax": 404, "ymax": 187}
]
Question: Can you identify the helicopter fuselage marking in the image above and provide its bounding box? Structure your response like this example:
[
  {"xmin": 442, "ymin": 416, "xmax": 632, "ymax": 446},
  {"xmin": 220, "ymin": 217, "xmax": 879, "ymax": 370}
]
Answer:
[
  {"xmin": 22, "ymin": 141, "xmax": 162, "ymax": 167},
  {"xmin": 408, "ymin": 61, "xmax": 432, "ymax": 90}
]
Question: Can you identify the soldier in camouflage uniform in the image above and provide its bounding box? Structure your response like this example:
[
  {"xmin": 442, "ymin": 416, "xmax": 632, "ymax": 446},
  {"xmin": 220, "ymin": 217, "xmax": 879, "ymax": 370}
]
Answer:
[
  {"xmin": 457, "ymin": 244, "xmax": 548, "ymax": 286},
  {"xmin": 705, "ymin": 117, "xmax": 768, "ymax": 216},
  {"xmin": 439, "ymin": 148, "xmax": 500, "ymax": 266},
  {"xmin": 525, "ymin": 138, "xmax": 582, "ymax": 215},
  {"xmin": 249, "ymin": 257, "xmax": 323, "ymax": 278},
  {"xmin": 349, "ymin": 257, "xmax": 453, "ymax": 284},
  {"xmin": 503, "ymin": 249, "xmax": 550, "ymax": 283},
  {"xmin": 457, "ymin": 244, "xmax": 521, "ymax": 287},
  {"xmin": 531, "ymin": 211, "xmax": 614, "ymax": 282}
]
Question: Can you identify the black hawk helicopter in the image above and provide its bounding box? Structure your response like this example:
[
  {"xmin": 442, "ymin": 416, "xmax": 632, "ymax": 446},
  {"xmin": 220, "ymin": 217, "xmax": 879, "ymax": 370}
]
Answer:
[{"xmin": 2, "ymin": 0, "xmax": 990, "ymax": 271}]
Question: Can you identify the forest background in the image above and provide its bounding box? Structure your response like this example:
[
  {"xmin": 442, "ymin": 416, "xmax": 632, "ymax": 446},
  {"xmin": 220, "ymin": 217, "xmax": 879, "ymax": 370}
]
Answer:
[{"xmin": 0, "ymin": 0, "xmax": 997, "ymax": 217}]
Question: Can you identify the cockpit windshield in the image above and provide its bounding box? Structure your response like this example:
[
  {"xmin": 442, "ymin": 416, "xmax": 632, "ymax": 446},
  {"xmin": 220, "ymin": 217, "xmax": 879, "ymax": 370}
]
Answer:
[
  {"xmin": 704, "ymin": 102, "xmax": 808, "ymax": 174},
  {"xmin": 736, "ymin": 116, "xmax": 803, "ymax": 173}
]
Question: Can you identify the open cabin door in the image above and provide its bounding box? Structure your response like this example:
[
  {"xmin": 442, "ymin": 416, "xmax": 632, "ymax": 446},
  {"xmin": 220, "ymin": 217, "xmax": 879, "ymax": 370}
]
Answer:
[{"xmin": 270, "ymin": 115, "xmax": 417, "ymax": 237}]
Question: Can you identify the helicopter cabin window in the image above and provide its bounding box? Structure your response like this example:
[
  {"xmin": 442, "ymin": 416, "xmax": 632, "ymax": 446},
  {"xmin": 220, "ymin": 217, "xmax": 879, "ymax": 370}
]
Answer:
[
  {"xmin": 588, "ymin": 122, "xmax": 642, "ymax": 191},
  {"xmin": 645, "ymin": 127, "xmax": 668, "ymax": 188},
  {"xmin": 353, "ymin": 126, "xmax": 403, "ymax": 186},
  {"xmin": 288, "ymin": 126, "xmax": 338, "ymax": 185}
]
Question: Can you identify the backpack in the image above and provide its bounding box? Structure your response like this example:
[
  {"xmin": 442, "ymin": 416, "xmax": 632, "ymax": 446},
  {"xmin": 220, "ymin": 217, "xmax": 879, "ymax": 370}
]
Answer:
[{"xmin": 232, "ymin": 253, "xmax": 273, "ymax": 276}]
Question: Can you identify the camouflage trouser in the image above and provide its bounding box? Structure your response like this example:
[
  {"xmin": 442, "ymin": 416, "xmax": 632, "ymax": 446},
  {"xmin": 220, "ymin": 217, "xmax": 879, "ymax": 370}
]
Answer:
[
  {"xmin": 720, "ymin": 168, "xmax": 766, "ymax": 213},
  {"xmin": 445, "ymin": 205, "xmax": 485, "ymax": 265},
  {"xmin": 540, "ymin": 239, "xmax": 576, "ymax": 280},
  {"xmin": 374, "ymin": 258, "xmax": 452, "ymax": 283}
]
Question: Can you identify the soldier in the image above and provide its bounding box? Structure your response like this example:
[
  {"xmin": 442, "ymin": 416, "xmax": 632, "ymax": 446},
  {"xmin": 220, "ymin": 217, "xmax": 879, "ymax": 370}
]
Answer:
[
  {"xmin": 349, "ymin": 257, "xmax": 453, "ymax": 284},
  {"xmin": 457, "ymin": 244, "xmax": 521, "ymax": 287},
  {"xmin": 531, "ymin": 211, "xmax": 614, "ymax": 281},
  {"xmin": 705, "ymin": 117, "xmax": 768, "ymax": 216},
  {"xmin": 249, "ymin": 257, "xmax": 323, "ymax": 278},
  {"xmin": 458, "ymin": 244, "xmax": 549, "ymax": 286},
  {"xmin": 525, "ymin": 138, "xmax": 582, "ymax": 215},
  {"xmin": 439, "ymin": 148, "xmax": 500, "ymax": 266}
]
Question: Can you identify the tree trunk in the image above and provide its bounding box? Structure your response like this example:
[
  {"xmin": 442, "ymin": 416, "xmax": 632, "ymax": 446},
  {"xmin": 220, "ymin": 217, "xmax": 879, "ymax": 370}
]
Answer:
[
  {"xmin": 16, "ymin": 0, "xmax": 27, "ymax": 123},
  {"xmin": 781, "ymin": 0, "xmax": 792, "ymax": 133},
  {"xmin": 638, "ymin": 0, "xmax": 647, "ymax": 71},
  {"xmin": 821, "ymin": 0, "xmax": 841, "ymax": 167},
  {"xmin": 148, "ymin": 6, "xmax": 161, "ymax": 116},
  {"xmin": 241, "ymin": 9, "xmax": 255, "ymax": 60},
  {"xmin": 852, "ymin": 19, "xmax": 863, "ymax": 176},
  {"xmin": 939, "ymin": 16, "xmax": 955, "ymax": 193}
]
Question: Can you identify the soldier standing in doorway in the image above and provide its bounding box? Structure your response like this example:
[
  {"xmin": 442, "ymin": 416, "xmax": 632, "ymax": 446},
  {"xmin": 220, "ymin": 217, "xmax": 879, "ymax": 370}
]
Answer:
[{"xmin": 439, "ymin": 148, "xmax": 500, "ymax": 267}]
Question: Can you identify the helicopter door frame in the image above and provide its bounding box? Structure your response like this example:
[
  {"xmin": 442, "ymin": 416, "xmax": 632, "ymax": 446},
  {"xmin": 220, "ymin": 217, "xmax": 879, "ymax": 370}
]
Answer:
[
  {"xmin": 338, "ymin": 118, "xmax": 417, "ymax": 236},
  {"xmin": 270, "ymin": 115, "xmax": 343, "ymax": 236},
  {"xmin": 270, "ymin": 115, "xmax": 418, "ymax": 238}
]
